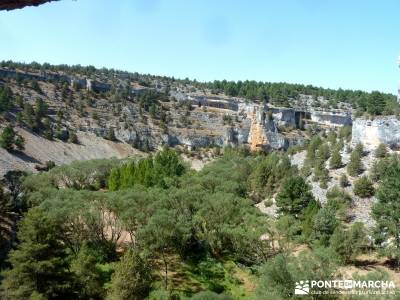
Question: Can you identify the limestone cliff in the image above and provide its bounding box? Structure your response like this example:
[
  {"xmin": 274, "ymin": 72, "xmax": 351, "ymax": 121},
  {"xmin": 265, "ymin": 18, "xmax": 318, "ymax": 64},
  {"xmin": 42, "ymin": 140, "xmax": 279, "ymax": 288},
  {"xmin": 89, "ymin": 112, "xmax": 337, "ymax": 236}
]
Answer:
[
  {"xmin": 352, "ymin": 117, "xmax": 400, "ymax": 150},
  {"xmin": 310, "ymin": 110, "xmax": 352, "ymax": 127}
]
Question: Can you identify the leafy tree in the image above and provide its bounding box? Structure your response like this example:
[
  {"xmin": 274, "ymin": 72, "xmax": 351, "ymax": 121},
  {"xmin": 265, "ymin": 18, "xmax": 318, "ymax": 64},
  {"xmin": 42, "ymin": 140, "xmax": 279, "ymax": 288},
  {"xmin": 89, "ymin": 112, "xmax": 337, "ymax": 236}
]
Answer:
[
  {"xmin": 276, "ymin": 176, "xmax": 315, "ymax": 218},
  {"xmin": 107, "ymin": 250, "xmax": 152, "ymax": 300},
  {"xmin": 0, "ymin": 208, "xmax": 73, "ymax": 299},
  {"xmin": 140, "ymin": 209, "xmax": 190, "ymax": 289},
  {"xmin": 353, "ymin": 176, "xmax": 374, "ymax": 198}
]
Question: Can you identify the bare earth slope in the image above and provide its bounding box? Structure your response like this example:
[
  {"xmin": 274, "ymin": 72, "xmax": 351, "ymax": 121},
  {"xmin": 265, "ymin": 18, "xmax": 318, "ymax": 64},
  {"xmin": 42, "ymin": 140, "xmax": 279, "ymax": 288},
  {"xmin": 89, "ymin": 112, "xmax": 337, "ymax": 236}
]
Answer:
[{"xmin": 0, "ymin": 128, "xmax": 139, "ymax": 177}]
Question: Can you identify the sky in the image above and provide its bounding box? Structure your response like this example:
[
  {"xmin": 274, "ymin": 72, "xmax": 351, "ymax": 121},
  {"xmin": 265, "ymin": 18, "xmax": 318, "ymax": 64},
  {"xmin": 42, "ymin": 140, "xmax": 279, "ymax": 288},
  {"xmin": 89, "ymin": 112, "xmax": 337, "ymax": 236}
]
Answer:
[{"xmin": 0, "ymin": 0, "xmax": 399, "ymax": 94}]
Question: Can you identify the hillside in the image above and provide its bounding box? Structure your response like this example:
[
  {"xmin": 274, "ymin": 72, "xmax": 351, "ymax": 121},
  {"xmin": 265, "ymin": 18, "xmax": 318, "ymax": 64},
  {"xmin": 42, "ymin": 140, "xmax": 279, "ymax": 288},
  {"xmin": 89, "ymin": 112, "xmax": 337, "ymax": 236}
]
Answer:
[
  {"xmin": 2, "ymin": 62, "xmax": 400, "ymax": 299},
  {"xmin": 0, "ymin": 61, "xmax": 396, "ymax": 173}
]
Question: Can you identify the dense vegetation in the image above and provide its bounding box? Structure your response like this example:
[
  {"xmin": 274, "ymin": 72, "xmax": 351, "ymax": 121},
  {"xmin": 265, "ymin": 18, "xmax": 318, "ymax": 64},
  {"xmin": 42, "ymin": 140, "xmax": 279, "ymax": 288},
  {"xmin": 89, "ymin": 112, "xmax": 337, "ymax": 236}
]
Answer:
[{"xmin": 0, "ymin": 145, "xmax": 399, "ymax": 299}]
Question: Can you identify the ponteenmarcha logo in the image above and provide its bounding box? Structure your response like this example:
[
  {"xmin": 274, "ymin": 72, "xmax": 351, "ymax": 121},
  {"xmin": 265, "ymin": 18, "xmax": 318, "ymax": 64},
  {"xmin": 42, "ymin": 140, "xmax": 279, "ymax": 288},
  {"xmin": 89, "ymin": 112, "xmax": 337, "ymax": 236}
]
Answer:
[
  {"xmin": 294, "ymin": 279, "xmax": 396, "ymax": 296},
  {"xmin": 295, "ymin": 280, "xmax": 310, "ymax": 295}
]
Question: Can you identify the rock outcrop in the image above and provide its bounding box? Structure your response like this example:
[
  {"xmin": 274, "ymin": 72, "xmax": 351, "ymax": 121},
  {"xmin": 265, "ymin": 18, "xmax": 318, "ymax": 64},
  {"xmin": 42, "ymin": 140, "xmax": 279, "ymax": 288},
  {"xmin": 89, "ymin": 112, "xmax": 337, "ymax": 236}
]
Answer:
[
  {"xmin": 0, "ymin": 0, "xmax": 57, "ymax": 10},
  {"xmin": 352, "ymin": 116, "xmax": 400, "ymax": 150},
  {"xmin": 247, "ymin": 105, "xmax": 294, "ymax": 151}
]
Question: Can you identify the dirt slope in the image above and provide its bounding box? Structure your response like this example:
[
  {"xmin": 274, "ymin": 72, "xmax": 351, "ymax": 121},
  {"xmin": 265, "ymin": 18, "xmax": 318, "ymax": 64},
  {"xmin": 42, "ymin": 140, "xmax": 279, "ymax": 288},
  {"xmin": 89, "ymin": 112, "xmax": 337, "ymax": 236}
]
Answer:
[{"xmin": 0, "ymin": 128, "xmax": 139, "ymax": 177}]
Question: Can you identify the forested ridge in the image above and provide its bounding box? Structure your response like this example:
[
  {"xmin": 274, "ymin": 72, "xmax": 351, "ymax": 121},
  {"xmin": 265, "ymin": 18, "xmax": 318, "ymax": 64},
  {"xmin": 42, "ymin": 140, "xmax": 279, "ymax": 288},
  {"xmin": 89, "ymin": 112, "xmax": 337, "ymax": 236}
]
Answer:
[{"xmin": 1, "ymin": 60, "xmax": 397, "ymax": 115}]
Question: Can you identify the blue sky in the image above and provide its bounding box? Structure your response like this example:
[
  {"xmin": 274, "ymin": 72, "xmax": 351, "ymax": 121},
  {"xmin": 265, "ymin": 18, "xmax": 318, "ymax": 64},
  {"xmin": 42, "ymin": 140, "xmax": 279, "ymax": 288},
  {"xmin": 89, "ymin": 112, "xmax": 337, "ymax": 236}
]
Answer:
[{"xmin": 0, "ymin": 0, "xmax": 399, "ymax": 93}]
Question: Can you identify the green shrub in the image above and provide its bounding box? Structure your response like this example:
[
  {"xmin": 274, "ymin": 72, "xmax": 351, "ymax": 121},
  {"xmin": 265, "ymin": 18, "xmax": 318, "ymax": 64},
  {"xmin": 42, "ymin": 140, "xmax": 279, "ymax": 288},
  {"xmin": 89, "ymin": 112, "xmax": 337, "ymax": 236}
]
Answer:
[
  {"xmin": 330, "ymin": 222, "xmax": 367, "ymax": 264},
  {"xmin": 353, "ymin": 176, "xmax": 374, "ymax": 198}
]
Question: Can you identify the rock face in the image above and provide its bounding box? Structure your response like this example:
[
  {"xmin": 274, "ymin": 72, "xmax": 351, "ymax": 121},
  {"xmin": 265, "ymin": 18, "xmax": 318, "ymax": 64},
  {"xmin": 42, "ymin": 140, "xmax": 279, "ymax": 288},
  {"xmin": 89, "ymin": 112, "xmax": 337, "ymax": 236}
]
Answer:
[
  {"xmin": 0, "ymin": 0, "xmax": 57, "ymax": 10},
  {"xmin": 247, "ymin": 104, "xmax": 295, "ymax": 151},
  {"xmin": 310, "ymin": 110, "xmax": 352, "ymax": 127},
  {"xmin": 352, "ymin": 117, "xmax": 400, "ymax": 150}
]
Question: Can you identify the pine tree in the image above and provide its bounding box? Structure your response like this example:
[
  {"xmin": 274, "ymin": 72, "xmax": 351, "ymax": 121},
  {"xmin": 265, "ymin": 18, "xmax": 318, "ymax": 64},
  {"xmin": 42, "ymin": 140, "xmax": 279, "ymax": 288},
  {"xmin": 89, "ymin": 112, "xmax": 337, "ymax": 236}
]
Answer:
[
  {"xmin": 276, "ymin": 176, "xmax": 315, "ymax": 218},
  {"xmin": 71, "ymin": 244, "xmax": 105, "ymax": 299},
  {"xmin": 312, "ymin": 204, "xmax": 338, "ymax": 246},
  {"xmin": 372, "ymin": 163, "xmax": 400, "ymax": 262},
  {"xmin": 0, "ymin": 208, "xmax": 73, "ymax": 299},
  {"xmin": 14, "ymin": 135, "xmax": 25, "ymax": 151},
  {"xmin": 306, "ymin": 136, "xmax": 322, "ymax": 163},
  {"xmin": 367, "ymin": 91, "xmax": 386, "ymax": 116},
  {"xmin": 0, "ymin": 126, "xmax": 16, "ymax": 151},
  {"xmin": 347, "ymin": 149, "xmax": 363, "ymax": 177},
  {"xmin": 330, "ymin": 222, "xmax": 367, "ymax": 263},
  {"xmin": 329, "ymin": 147, "xmax": 342, "ymax": 169},
  {"xmin": 0, "ymin": 86, "xmax": 13, "ymax": 113},
  {"xmin": 34, "ymin": 98, "xmax": 48, "ymax": 123},
  {"xmin": 316, "ymin": 143, "xmax": 331, "ymax": 161},
  {"xmin": 68, "ymin": 131, "xmax": 79, "ymax": 144},
  {"xmin": 339, "ymin": 174, "xmax": 349, "ymax": 188},
  {"xmin": 354, "ymin": 142, "xmax": 364, "ymax": 157},
  {"xmin": 353, "ymin": 176, "xmax": 375, "ymax": 198},
  {"xmin": 23, "ymin": 103, "xmax": 36, "ymax": 130}
]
